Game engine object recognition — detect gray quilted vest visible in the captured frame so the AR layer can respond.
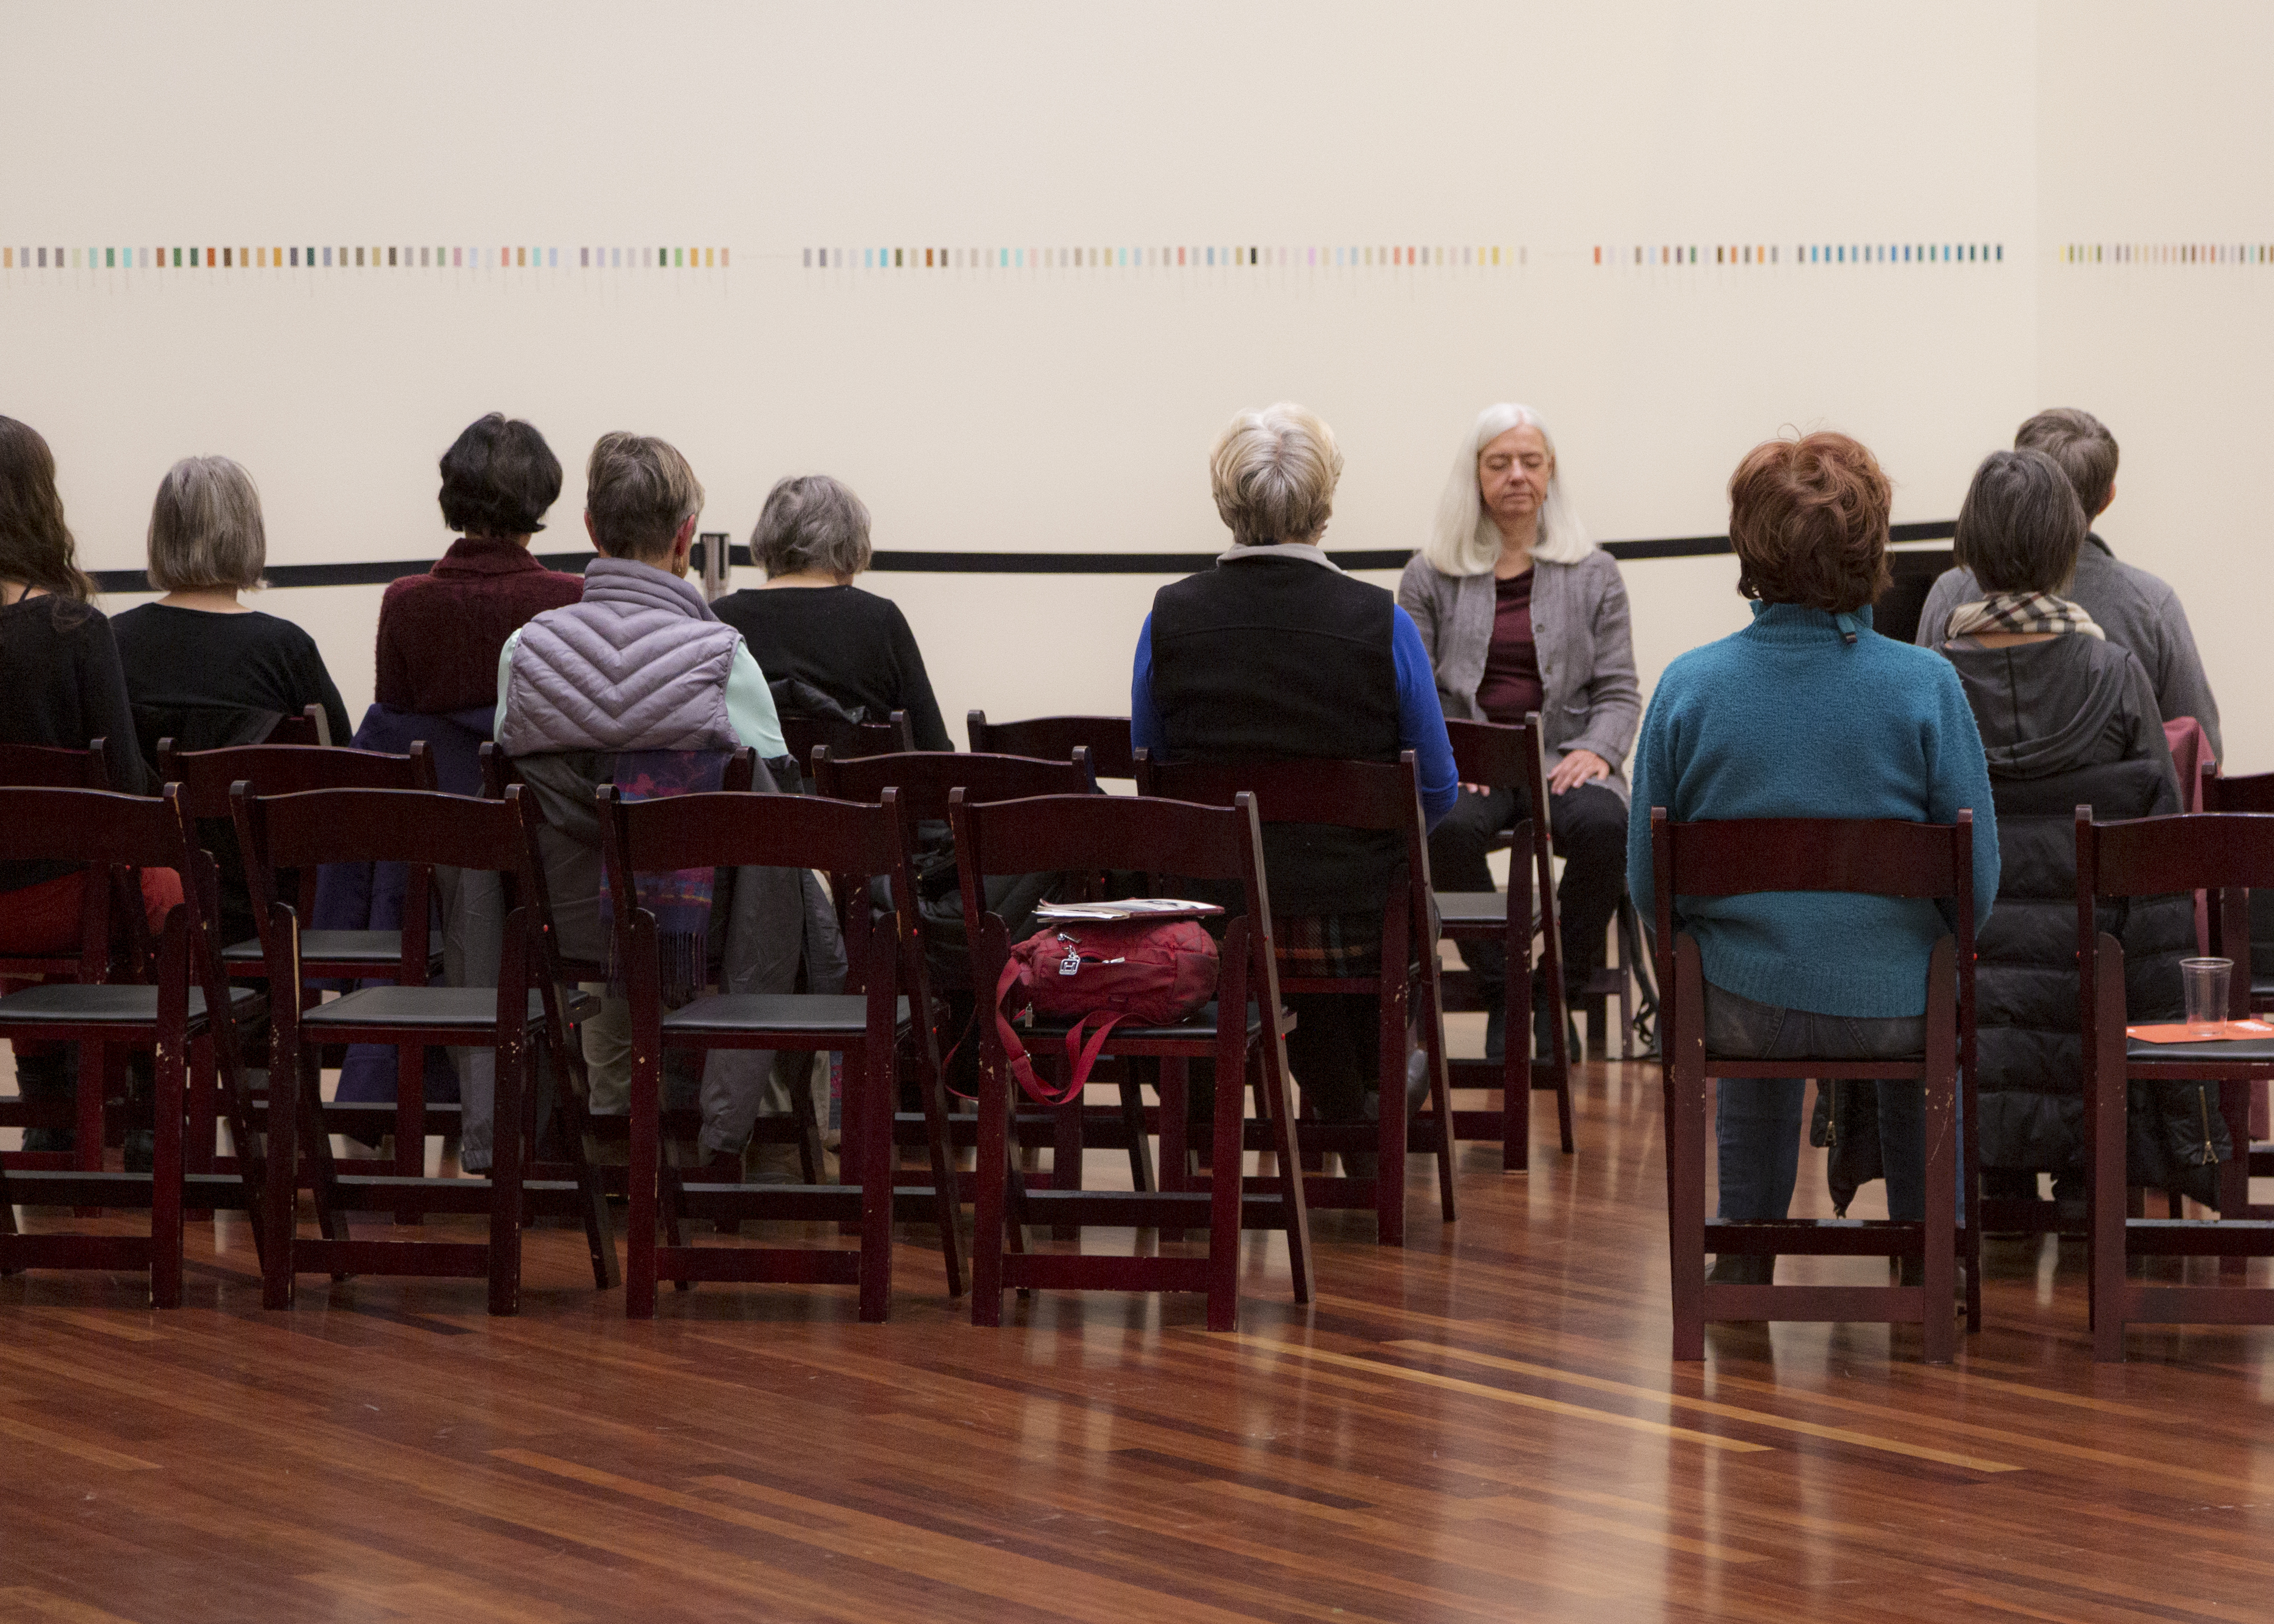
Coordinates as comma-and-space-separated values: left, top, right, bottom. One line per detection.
498, 557, 743, 754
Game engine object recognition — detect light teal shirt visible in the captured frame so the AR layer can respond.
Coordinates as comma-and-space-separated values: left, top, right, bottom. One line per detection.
494, 627, 787, 759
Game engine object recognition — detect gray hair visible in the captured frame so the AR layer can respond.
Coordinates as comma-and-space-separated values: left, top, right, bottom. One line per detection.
751, 474, 872, 580
2015, 407, 2119, 520
1954, 447, 2089, 595
1209, 403, 1342, 546
586, 431, 704, 560
146, 455, 266, 592
1423, 403, 1590, 578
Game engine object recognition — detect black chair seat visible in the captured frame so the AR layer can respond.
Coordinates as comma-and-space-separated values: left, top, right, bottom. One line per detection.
1026, 999, 1271, 1045
2128, 1034, 2274, 1061
661, 992, 908, 1038
303, 985, 554, 1032
223, 928, 444, 966
0, 983, 260, 1026
1434, 890, 1508, 928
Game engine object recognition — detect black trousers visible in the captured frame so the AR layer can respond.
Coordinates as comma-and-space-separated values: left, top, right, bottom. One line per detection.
1428, 779, 1627, 1004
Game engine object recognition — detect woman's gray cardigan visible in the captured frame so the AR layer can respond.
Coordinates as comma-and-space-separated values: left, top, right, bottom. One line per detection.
1396, 549, 1642, 803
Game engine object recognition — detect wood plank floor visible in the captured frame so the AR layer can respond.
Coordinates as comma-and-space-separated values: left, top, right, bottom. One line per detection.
6, 1055, 2274, 1623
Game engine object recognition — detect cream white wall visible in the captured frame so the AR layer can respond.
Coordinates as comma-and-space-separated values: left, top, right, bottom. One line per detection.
3, 2, 2262, 763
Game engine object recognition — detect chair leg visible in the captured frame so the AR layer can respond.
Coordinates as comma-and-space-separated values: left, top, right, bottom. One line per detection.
149, 1029, 187, 1310
73, 1040, 105, 1216
1252, 1039, 1312, 1306
626, 1036, 661, 1320
1922, 1077, 1955, 1366
487, 1029, 523, 1317
1375, 988, 1407, 1249
262, 1046, 302, 1310
1119, 1067, 1156, 1194
2090, 950, 2128, 1363
1414, 957, 1457, 1224
971, 1050, 1009, 1327
1205, 1037, 1247, 1332
1158, 1057, 1189, 1244
393, 1038, 424, 1225
912, 1018, 965, 1299
1505, 945, 1530, 1173
857, 1037, 893, 1324
1050, 1074, 1083, 1240
1667, 941, 1706, 1361
185, 1032, 216, 1221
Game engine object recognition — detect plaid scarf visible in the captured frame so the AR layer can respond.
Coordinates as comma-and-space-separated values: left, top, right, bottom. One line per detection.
599, 750, 727, 1007
1945, 590, 2105, 642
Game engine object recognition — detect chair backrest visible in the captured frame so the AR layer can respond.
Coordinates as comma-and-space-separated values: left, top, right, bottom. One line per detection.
159, 741, 434, 820
477, 741, 754, 801
948, 789, 1269, 921
1134, 751, 1424, 840
0, 737, 111, 790
2076, 810, 2274, 1005
1442, 714, 1547, 800
2203, 771, 2274, 817
966, 711, 1136, 779
811, 747, 1092, 819
261, 704, 332, 747
0, 784, 222, 985
780, 710, 914, 773
233, 784, 533, 880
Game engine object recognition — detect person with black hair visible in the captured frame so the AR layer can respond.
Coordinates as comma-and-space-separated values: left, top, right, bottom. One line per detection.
373, 413, 583, 714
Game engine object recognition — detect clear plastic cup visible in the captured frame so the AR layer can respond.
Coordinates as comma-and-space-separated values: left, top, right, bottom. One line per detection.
2182, 956, 2232, 1035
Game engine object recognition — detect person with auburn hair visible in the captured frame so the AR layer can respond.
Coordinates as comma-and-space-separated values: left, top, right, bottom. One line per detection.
0, 417, 181, 1157
1625, 431, 1999, 1288
1399, 403, 1640, 1063
1134, 403, 1457, 1155
1933, 448, 2215, 1219
1915, 408, 2220, 759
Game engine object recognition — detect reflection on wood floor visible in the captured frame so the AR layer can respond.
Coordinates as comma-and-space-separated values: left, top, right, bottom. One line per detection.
5, 1052, 2274, 1623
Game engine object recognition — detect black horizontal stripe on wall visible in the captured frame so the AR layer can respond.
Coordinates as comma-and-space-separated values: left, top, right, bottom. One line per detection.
85, 521, 1956, 594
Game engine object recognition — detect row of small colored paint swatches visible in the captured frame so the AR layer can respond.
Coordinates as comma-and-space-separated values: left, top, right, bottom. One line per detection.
2059, 244, 2274, 264
2, 246, 725, 270
806, 246, 1529, 269
1598, 243, 2003, 265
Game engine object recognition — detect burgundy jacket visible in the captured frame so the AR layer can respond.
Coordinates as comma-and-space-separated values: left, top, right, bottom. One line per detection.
375, 536, 586, 713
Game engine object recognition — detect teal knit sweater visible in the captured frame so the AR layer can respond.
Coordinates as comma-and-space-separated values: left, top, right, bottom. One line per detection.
1625, 602, 2000, 1018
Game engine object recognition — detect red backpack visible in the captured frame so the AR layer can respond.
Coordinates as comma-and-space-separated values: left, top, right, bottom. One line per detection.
993, 917, 1219, 1105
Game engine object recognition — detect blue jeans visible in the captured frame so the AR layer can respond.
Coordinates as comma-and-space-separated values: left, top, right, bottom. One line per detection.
1707, 985, 1928, 1223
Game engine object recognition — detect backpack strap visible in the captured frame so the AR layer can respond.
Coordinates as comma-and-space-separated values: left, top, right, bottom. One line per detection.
993, 953, 1124, 1107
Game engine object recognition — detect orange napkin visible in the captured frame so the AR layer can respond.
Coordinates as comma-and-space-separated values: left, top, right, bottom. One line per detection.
2126, 1018, 2274, 1043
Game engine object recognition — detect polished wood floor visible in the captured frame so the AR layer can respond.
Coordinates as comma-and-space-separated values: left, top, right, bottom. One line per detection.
7, 1042, 2274, 1623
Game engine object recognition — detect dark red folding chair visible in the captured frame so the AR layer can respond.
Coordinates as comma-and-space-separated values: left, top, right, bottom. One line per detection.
1653, 810, 1974, 1363
1436, 716, 1574, 1168
1135, 751, 1455, 1245
966, 711, 1136, 781
950, 787, 1312, 1330
232, 783, 613, 1314
602, 784, 952, 1318
0, 785, 265, 1304
2077, 808, 2274, 1360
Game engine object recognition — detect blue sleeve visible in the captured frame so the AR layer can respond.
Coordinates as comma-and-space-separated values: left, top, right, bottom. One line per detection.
1626, 682, 1671, 918
1130, 613, 1164, 756
1924, 666, 2000, 928
1392, 608, 1458, 829
724, 638, 788, 759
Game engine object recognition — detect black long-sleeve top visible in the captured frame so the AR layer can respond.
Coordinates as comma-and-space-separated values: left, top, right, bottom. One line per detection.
711, 583, 953, 751
111, 603, 353, 757
0, 594, 152, 894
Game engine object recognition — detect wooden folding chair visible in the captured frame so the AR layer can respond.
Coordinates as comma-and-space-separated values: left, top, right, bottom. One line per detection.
0, 739, 129, 1173
162, 740, 442, 1161
603, 784, 948, 1318
781, 709, 914, 780
233, 783, 613, 1313
1435, 716, 1575, 1169
0, 785, 265, 1304
812, 746, 1105, 1240
950, 787, 1312, 1330
2078, 808, 2274, 1360
1135, 751, 1454, 1244
965, 711, 1136, 780
1653, 810, 1974, 1364
2201, 771, 2274, 1016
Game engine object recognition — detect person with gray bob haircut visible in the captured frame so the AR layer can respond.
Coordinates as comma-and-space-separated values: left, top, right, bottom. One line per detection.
1915, 408, 2221, 760
713, 473, 953, 751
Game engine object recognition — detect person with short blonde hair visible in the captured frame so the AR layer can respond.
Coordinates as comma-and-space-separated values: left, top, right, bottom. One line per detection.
713, 473, 952, 750
1915, 406, 2220, 758
1132, 403, 1456, 1141
1400, 403, 1640, 1062
112, 454, 350, 771
1627, 431, 2000, 1286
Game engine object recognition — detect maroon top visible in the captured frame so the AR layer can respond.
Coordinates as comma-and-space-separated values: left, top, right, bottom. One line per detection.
374, 536, 586, 713
1474, 568, 1544, 726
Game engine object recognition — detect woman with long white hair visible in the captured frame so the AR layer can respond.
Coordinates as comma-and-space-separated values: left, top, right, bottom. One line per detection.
1398, 404, 1640, 1062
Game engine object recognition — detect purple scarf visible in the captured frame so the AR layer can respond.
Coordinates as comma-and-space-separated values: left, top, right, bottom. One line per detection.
600, 750, 727, 1006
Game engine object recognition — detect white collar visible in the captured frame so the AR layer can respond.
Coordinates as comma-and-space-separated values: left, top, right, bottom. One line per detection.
1216, 542, 1341, 572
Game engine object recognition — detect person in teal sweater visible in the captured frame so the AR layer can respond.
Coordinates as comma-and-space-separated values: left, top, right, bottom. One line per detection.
1627, 432, 1999, 1286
